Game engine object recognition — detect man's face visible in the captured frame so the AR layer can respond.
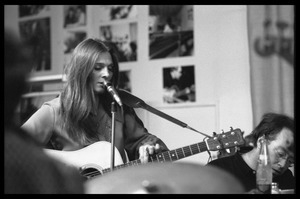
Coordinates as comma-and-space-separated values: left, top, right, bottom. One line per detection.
267, 128, 294, 176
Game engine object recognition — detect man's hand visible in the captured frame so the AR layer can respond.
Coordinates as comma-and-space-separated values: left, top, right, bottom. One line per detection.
139, 144, 160, 164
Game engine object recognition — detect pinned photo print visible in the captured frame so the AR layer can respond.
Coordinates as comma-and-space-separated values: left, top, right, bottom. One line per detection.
99, 22, 137, 62
19, 5, 50, 18
96, 5, 137, 22
149, 5, 194, 59
64, 5, 86, 28
19, 18, 51, 72
63, 31, 87, 72
163, 65, 195, 104
63, 31, 87, 54
119, 70, 132, 92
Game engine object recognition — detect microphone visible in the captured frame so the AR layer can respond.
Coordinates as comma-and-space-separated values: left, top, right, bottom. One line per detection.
103, 80, 123, 106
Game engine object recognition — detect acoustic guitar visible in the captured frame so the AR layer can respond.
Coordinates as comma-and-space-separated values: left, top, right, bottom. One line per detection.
44, 128, 245, 179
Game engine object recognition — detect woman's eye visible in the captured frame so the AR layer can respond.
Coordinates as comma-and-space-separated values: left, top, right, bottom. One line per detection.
94, 65, 103, 71
107, 65, 113, 71
94, 64, 113, 71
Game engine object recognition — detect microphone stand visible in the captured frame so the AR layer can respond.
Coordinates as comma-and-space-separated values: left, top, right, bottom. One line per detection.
110, 102, 117, 171
118, 89, 212, 138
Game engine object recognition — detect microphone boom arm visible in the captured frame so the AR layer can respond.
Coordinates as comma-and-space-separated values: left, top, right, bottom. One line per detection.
119, 89, 212, 138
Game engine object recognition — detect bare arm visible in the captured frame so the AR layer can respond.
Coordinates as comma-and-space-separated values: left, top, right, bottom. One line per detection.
21, 104, 55, 145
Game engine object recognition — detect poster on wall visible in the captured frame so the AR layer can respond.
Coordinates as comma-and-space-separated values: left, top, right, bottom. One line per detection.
63, 30, 87, 72
64, 31, 87, 54
95, 5, 137, 22
163, 65, 195, 104
99, 22, 137, 62
19, 5, 50, 18
149, 5, 194, 60
19, 18, 51, 72
119, 70, 132, 92
63, 5, 86, 28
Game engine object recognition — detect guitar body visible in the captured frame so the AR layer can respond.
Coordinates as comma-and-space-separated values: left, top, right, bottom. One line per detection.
44, 141, 124, 176
43, 128, 245, 179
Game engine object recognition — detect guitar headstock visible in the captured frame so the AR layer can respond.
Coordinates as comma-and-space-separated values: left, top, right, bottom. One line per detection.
206, 128, 245, 151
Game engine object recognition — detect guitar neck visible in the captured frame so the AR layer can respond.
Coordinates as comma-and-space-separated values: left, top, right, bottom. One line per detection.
101, 141, 208, 174
150, 141, 208, 163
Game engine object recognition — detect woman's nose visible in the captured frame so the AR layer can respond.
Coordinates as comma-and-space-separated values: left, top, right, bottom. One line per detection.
101, 67, 110, 78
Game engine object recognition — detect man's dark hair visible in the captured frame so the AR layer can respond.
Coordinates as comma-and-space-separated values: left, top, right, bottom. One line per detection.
250, 113, 294, 149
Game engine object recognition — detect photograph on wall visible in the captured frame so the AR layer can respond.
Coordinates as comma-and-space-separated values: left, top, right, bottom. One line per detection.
149, 5, 194, 60
19, 5, 50, 18
95, 5, 137, 22
63, 5, 86, 28
119, 70, 132, 92
99, 22, 137, 62
163, 65, 195, 104
63, 30, 87, 72
19, 18, 51, 72
63, 31, 87, 54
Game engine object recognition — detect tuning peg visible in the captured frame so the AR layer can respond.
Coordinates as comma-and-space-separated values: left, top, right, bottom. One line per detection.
221, 129, 224, 133
212, 132, 217, 136
230, 126, 233, 131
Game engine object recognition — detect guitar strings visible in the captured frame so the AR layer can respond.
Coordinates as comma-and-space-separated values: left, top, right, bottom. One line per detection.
82, 142, 208, 178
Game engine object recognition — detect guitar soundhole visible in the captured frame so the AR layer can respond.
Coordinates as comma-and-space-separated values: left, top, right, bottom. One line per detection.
79, 167, 102, 179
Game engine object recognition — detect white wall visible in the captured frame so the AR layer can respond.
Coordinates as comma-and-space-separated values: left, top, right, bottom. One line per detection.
5, 5, 253, 165
4, 5, 19, 33
135, 5, 253, 165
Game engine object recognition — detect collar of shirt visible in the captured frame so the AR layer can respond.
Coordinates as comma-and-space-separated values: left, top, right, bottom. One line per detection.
236, 152, 256, 175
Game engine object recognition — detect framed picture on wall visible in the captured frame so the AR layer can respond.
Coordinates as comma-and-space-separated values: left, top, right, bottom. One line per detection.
19, 5, 50, 18
162, 65, 195, 104
19, 17, 51, 72
63, 5, 87, 28
63, 30, 87, 73
119, 70, 132, 92
63, 30, 87, 54
149, 5, 194, 60
95, 5, 137, 22
99, 22, 137, 62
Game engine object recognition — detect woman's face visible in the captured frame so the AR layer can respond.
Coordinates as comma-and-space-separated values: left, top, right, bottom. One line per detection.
91, 52, 114, 94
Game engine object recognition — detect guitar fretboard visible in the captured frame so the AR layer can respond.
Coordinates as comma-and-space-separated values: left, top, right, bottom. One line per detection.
98, 141, 208, 175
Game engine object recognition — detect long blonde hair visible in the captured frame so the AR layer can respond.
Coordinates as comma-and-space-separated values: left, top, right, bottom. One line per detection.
60, 38, 119, 144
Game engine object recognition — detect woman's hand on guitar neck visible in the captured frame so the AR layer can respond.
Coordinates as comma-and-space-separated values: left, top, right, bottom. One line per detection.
139, 144, 160, 164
